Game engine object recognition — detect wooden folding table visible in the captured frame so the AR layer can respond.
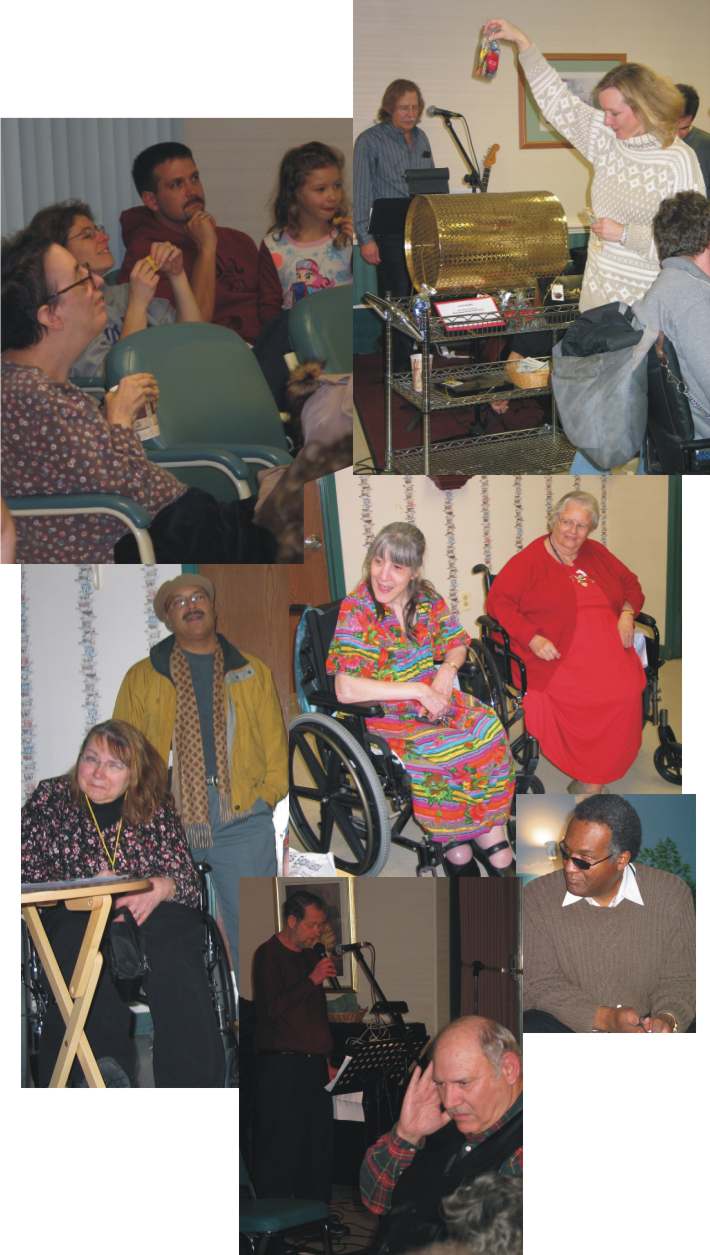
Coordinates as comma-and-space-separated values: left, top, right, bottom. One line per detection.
21, 876, 151, 1088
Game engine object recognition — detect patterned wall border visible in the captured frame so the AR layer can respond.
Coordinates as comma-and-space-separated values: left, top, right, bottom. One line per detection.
479, 476, 492, 568
76, 566, 99, 733
20, 568, 36, 801
359, 474, 375, 549
143, 565, 162, 651
403, 476, 416, 524
442, 490, 459, 615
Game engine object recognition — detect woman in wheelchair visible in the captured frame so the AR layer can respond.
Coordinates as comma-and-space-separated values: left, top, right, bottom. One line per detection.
326, 523, 516, 870
21, 719, 225, 1086
486, 491, 646, 795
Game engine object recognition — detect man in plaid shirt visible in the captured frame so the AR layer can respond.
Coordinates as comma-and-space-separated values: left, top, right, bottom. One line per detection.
360, 1016, 522, 1251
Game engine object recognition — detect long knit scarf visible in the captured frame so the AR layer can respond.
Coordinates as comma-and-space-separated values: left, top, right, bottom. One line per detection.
169, 643, 233, 847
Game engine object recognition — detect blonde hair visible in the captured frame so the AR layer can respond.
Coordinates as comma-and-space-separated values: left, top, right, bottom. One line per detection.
594, 63, 684, 147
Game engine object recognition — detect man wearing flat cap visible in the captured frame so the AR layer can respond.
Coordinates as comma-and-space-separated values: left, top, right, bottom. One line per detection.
114, 574, 288, 971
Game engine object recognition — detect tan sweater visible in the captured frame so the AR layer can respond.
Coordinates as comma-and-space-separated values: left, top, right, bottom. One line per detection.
523, 864, 695, 1031
518, 45, 704, 310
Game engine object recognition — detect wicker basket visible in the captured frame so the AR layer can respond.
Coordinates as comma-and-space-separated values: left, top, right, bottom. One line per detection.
504, 360, 550, 390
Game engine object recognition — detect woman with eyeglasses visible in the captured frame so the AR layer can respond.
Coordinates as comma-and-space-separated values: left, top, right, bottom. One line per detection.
28, 199, 201, 381
21, 719, 226, 1087
486, 492, 646, 795
1, 229, 305, 562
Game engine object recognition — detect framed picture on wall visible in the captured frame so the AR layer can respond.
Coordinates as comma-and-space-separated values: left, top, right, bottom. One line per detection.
517, 53, 627, 148
275, 878, 358, 990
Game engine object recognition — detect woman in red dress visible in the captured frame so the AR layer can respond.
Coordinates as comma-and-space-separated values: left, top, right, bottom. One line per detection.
486, 491, 646, 793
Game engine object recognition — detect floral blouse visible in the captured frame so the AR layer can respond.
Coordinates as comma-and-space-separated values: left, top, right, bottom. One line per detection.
21, 776, 201, 909
326, 581, 470, 689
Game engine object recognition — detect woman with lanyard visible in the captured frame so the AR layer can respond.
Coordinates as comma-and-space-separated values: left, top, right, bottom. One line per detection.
21, 719, 224, 1087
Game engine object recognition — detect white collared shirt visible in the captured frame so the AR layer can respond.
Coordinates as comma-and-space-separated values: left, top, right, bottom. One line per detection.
562, 862, 645, 909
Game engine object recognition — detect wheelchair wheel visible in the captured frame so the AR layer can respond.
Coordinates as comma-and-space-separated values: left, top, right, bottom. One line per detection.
203, 917, 238, 1087
290, 713, 392, 875
653, 742, 682, 787
469, 639, 509, 727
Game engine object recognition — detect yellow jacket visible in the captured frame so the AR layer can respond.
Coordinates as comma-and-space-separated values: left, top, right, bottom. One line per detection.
114, 633, 288, 813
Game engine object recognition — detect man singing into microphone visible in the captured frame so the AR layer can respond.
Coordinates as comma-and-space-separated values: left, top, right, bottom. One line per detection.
251, 890, 336, 1202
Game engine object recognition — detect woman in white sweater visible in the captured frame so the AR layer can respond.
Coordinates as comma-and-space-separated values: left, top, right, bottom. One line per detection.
483, 17, 704, 313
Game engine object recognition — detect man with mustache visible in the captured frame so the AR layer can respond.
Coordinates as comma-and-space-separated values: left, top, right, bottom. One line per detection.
113, 573, 288, 974
361, 1016, 522, 1255
119, 142, 283, 342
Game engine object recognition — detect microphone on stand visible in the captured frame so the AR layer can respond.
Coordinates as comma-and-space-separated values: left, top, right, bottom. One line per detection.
426, 105, 464, 119
313, 942, 341, 989
334, 941, 370, 954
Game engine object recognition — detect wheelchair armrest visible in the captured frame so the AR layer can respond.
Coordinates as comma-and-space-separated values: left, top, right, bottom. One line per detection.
477, 614, 512, 650
309, 689, 385, 718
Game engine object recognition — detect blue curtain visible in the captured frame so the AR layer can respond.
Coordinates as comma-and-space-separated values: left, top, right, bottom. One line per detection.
1, 118, 183, 267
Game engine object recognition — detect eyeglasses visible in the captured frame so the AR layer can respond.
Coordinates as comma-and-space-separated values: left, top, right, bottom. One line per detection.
80, 750, 129, 774
47, 262, 98, 302
67, 223, 106, 243
559, 842, 614, 872
169, 591, 208, 611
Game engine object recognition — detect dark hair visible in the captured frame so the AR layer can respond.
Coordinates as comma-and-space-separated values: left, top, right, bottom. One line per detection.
28, 199, 94, 248
378, 79, 425, 124
443, 1174, 523, 1255
268, 141, 348, 246
282, 890, 327, 922
69, 719, 169, 826
132, 141, 194, 195
653, 190, 710, 260
676, 83, 699, 120
1, 229, 54, 350
573, 794, 643, 860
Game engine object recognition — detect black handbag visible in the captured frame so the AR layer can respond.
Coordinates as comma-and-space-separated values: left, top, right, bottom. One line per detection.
104, 907, 150, 982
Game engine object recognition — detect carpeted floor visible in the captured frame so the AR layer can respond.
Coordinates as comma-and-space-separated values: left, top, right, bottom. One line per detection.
354, 349, 554, 476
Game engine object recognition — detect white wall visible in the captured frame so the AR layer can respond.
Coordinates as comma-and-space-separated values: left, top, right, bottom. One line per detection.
21, 563, 179, 798
334, 471, 670, 638
355, 0, 710, 226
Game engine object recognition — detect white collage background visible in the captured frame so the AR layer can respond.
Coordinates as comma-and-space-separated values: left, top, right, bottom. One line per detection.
2, 2, 707, 1252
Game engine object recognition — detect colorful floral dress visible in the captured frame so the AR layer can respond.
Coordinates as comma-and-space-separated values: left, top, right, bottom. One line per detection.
326, 582, 515, 842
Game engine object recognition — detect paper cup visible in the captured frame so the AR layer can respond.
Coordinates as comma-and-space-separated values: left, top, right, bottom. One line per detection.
410, 353, 433, 392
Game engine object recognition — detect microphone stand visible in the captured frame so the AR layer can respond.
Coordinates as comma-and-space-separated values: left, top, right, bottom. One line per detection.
441, 115, 481, 191
465, 957, 523, 1014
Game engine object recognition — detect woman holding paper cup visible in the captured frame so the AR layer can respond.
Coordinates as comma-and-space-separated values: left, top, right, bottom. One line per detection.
486, 491, 646, 794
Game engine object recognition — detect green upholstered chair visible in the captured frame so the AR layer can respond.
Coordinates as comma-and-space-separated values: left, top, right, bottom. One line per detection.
239, 1154, 333, 1255
288, 284, 353, 373
105, 323, 291, 498
6, 493, 156, 561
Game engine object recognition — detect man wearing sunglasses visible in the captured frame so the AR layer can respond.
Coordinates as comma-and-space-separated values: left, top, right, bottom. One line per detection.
523, 794, 695, 1032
